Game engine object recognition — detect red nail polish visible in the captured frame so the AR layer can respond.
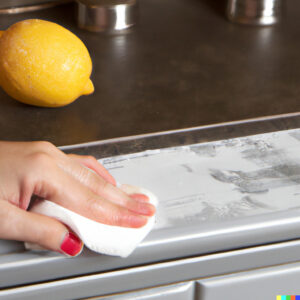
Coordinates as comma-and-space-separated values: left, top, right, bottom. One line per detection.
60, 232, 83, 257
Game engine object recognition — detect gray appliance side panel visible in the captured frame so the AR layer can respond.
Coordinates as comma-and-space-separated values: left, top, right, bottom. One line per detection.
0, 240, 24, 255
93, 282, 195, 300
198, 261, 300, 300
2, 239, 300, 300
2, 209, 300, 288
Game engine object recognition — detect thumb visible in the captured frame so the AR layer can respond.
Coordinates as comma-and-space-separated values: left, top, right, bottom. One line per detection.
0, 200, 83, 257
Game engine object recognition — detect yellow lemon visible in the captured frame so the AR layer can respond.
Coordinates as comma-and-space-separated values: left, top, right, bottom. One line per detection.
0, 19, 94, 107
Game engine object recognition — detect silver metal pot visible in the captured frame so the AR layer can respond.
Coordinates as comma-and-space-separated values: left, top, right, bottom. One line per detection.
76, 0, 138, 33
226, 0, 284, 26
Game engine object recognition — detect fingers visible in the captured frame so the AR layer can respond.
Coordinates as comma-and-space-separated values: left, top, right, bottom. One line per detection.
130, 194, 150, 202
0, 200, 83, 256
62, 155, 155, 217
97, 183, 156, 216
33, 164, 149, 228
67, 154, 116, 186
22, 144, 155, 228
26, 143, 153, 215
27, 142, 117, 187
120, 185, 150, 203
82, 193, 149, 228
62, 183, 149, 228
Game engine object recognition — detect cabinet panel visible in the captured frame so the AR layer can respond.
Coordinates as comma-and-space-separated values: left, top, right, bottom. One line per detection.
93, 282, 195, 300
197, 261, 300, 300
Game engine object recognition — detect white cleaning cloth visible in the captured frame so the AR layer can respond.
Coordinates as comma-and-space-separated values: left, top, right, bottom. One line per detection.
28, 185, 157, 257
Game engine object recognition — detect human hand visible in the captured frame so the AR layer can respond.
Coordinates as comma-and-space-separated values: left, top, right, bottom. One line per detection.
0, 141, 155, 256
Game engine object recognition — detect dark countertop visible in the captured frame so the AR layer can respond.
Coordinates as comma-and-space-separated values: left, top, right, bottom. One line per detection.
0, 0, 300, 146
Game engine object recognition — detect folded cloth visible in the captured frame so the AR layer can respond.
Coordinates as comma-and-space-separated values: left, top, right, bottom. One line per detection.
26, 184, 157, 257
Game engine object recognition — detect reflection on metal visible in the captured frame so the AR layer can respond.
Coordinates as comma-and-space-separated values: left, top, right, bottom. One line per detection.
0, 0, 70, 14
60, 111, 300, 151
115, 5, 126, 30
226, 0, 284, 26
77, 0, 138, 33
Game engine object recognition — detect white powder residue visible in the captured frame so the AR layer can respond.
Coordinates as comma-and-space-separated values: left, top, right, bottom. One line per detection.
100, 128, 300, 229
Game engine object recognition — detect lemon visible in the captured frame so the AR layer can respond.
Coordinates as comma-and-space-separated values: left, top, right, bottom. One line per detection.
0, 19, 94, 107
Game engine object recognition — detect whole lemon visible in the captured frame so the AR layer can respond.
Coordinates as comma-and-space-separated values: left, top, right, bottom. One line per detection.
0, 19, 94, 107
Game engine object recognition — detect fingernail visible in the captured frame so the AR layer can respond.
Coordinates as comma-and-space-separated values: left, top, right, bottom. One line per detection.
60, 232, 83, 257
130, 193, 150, 202
131, 215, 148, 228
137, 202, 156, 216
